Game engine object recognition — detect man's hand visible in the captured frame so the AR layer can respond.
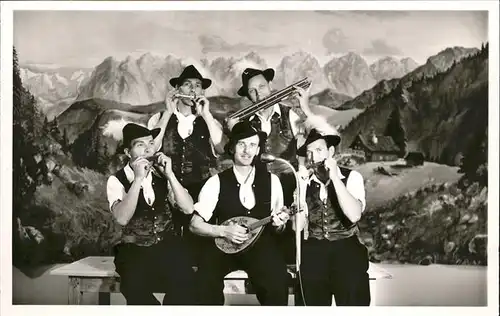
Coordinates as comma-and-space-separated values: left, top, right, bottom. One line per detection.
225, 117, 241, 132
271, 207, 290, 227
325, 156, 339, 180
164, 89, 179, 115
155, 152, 173, 178
130, 157, 151, 181
195, 96, 211, 118
222, 222, 249, 244
293, 84, 312, 116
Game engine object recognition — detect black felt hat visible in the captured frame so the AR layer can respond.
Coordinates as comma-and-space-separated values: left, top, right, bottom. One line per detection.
169, 65, 212, 89
296, 129, 341, 157
122, 123, 161, 148
237, 67, 275, 97
224, 121, 267, 155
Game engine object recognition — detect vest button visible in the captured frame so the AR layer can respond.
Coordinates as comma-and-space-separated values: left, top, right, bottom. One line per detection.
324, 219, 328, 223
324, 212, 328, 216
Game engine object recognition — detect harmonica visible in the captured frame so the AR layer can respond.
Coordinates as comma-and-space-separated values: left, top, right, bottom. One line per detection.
174, 94, 196, 100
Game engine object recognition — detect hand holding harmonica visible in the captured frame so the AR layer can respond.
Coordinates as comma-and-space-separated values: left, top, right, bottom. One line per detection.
164, 89, 180, 114
130, 157, 153, 181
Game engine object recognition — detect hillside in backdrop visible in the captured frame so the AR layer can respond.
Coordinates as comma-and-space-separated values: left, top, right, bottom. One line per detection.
338, 47, 479, 110
338, 45, 488, 167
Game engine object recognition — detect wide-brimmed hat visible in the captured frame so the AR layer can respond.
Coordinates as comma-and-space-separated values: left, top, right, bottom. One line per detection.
297, 129, 341, 157
169, 65, 212, 89
237, 67, 275, 97
122, 123, 161, 148
224, 121, 267, 155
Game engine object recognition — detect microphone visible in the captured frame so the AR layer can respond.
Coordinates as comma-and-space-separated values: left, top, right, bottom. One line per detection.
260, 153, 277, 163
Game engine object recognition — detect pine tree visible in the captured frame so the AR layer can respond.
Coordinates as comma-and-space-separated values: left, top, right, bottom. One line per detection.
13, 47, 42, 214
384, 104, 408, 157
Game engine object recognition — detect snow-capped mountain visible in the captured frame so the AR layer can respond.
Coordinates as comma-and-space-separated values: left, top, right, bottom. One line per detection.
20, 66, 92, 118
324, 52, 377, 97
273, 51, 330, 95
369, 56, 419, 82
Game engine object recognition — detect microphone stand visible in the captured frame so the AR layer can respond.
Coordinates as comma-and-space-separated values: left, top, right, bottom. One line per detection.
260, 154, 304, 304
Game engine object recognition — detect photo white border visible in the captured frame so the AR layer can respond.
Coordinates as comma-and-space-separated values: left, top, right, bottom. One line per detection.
1, 2, 498, 316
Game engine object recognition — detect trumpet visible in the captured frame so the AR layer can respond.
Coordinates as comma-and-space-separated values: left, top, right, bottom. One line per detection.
228, 77, 311, 121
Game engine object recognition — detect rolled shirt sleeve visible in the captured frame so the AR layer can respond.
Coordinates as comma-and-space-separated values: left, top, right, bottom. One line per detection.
345, 170, 366, 212
193, 175, 221, 222
270, 174, 284, 213
106, 175, 125, 211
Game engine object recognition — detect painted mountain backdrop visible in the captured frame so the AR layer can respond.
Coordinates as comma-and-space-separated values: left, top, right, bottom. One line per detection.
21, 51, 420, 114
13, 44, 488, 272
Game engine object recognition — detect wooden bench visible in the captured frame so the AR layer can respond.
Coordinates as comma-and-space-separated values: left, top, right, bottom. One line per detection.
50, 256, 392, 305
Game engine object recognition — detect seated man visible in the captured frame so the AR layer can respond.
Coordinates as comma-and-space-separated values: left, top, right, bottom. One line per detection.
106, 123, 198, 305
293, 124, 370, 306
189, 121, 292, 305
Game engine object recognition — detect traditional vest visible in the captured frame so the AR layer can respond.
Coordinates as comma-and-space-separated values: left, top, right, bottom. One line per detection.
249, 104, 297, 171
213, 167, 272, 226
161, 115, 216, 188
114, 168, 180, 247
305, 167, 359, 241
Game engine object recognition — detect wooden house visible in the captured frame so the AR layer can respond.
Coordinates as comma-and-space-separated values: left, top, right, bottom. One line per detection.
349, 132, 400, 162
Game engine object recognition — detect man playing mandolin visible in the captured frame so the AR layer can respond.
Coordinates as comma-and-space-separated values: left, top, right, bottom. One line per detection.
292, 122, 370, 306
189, 121, 292, 305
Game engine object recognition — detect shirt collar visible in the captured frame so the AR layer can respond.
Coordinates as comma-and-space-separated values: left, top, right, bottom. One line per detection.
124, 163, 153, 184
251, 103, 281, 121
232, 166, 255, 185
173, 107, 197, 121
307, 166, 345, 185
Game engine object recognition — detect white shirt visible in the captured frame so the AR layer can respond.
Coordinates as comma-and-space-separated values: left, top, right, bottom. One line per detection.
106, 164, 176, 211
249, 104, 301, 137
298, 167, 366, 216
148, 110, 217, 156
194, 166, 284, 222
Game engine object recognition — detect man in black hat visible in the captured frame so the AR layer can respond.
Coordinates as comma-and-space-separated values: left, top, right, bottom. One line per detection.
225, 67, 314, 265
106, 123, 198, 305
189, 121, 292, 305
147, 64, 224, 264
292, 125, 370, 306
226, 68, 308, 177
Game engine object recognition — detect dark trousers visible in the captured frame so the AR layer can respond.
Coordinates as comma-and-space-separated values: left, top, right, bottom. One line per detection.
113, 235, 198, 305
179, 179, 210, 266
295, 235, 371, 306
196, 233, 290, 305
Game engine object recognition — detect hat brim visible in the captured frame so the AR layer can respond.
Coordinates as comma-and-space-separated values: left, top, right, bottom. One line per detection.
224, 131, 267, 156
297, 134, 341, 157
237, 68, 275, 97
169, 77, 212, 89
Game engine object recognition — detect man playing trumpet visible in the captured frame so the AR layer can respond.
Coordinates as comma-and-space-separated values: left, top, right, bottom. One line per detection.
293, 123, 370, 306
147, 64, 225, 264
106, 123, 198, 305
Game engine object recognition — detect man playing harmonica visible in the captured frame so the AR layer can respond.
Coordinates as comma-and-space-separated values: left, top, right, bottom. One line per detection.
189, 121, 291, 306
147, 64, 224, 264
106, 123, 197, 305
292, 124, 370, 306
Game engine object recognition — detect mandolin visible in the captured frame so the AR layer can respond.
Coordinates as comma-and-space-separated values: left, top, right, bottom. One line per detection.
214, 205, 302, 254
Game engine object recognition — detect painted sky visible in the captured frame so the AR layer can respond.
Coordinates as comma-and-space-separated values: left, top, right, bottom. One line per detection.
14, 10, 488, 68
